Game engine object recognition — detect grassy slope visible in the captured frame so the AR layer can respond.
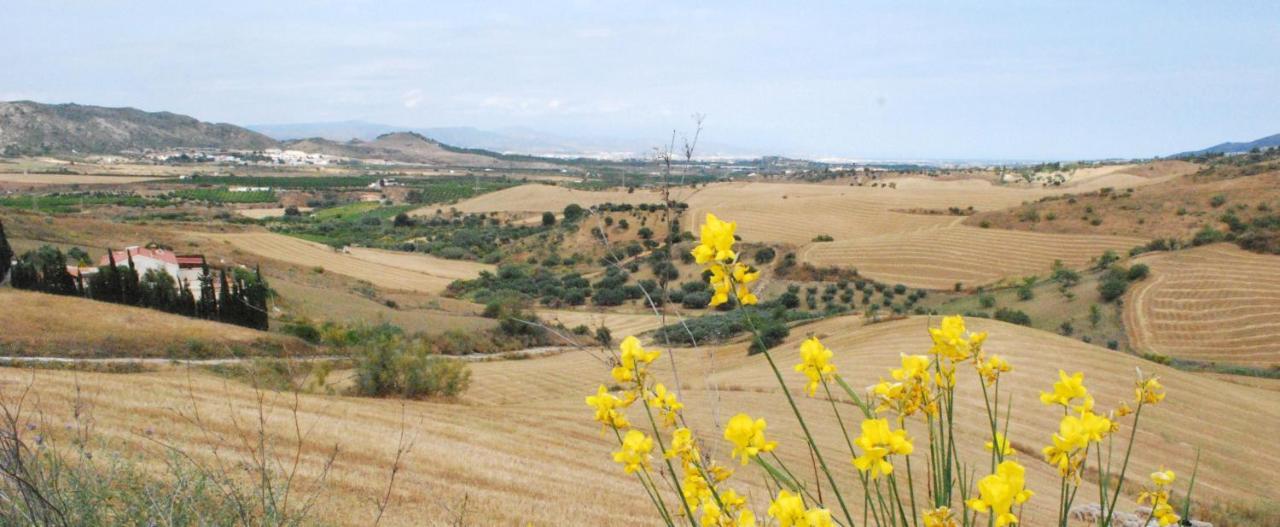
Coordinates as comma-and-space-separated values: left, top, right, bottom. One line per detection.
0, 289, 314, 358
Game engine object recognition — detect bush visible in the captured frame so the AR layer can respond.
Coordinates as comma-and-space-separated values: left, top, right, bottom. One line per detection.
812, 234, 834, 242
993, 308, 1032, 326
1098, 276, 1128, 302
355, 339, 472, 398
563, 203, 585, 221
1126, 263, 1150, 281
754, 247, 776, 264
1107, 340, 1119, 350
1210, 194, 1227, 208
978, 294, 997, 309
748, 318, 790, 355
542, 211, 557, 226
681, 291, 711, 309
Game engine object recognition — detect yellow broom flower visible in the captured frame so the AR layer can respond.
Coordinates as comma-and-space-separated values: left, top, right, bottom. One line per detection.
724, 413, 777, 464
648, 383, 683, 428
985, 432, 1015, 457
611, 336, 660, 384
928, 315, 986, 361
966, 460, 1034, 527
852, 418, 913, 479
1135, 375, 1166, 405
767, 490, 832, 527
922, 506, 959, 527
794, 337, 837, 396
692, 213, 738, 264
1039, 370, 1089, 408
585, 384, 630, 430
612, 430, 653, 474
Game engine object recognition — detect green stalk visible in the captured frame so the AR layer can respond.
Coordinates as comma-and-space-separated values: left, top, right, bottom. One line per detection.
1102, 401, 1145, 525
732, 276, 857, 527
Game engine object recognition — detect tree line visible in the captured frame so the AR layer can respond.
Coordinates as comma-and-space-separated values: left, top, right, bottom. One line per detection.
1, 222, 268, 330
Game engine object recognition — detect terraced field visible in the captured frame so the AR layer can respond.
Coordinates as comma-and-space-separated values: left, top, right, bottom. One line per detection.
1125, 243, 1280, 367
803, 225, 1147, 289
9, 315, 1274, 525
205, 232, 490, 294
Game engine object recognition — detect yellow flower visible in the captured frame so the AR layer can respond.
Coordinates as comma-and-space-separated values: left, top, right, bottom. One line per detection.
922, 506, 959, 527
1152, 500, 1180, 526
1135, 375, 1166, 405
585, 384, 630, 430
852, 418, 913, 479
1076, 410, 1112, 443
892, 353, 931, 383
724, 413, 777, 464
767, 490, 832, 527
708, 462, 734, 483
966, 460, 1034, 527
977, 354, 1012, 383
929, 315, 986, 362
1151, 468, 1176, 487
1115, 401, 1134, 417
681, 469, 711, 503
692, 213, 738, 264
648, 383, 683, 428
612, 336, 660, 384
701, 489, 754, 527
612, 430, 653, 474
794, 337, 837, 396
1039, 370, 1088, 408
985, 432, 1015, 457
667, 427, 698, 462
708, 262, 760, 306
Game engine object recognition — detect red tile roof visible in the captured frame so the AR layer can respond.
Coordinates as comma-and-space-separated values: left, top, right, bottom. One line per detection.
175, 255, 205, 268
97, 246, 178, 267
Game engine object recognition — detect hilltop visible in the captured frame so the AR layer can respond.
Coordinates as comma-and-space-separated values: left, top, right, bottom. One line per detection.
1174, 131, 1280, 157
0, 100, 277, 155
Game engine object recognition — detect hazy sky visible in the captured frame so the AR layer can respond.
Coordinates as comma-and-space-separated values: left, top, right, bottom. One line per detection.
3, 1, 1277, 160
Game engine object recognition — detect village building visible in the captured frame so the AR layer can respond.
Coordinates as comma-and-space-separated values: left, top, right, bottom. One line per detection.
96, 246, 209, 298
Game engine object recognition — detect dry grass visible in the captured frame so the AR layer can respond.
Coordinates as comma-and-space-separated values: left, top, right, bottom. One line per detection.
204, 232, 490, 294
272, 279, 496, 335
1125, 243, 1280, 367
2, 315, 1273, 525
0, 173, 164, 185
0, 289, 312, 358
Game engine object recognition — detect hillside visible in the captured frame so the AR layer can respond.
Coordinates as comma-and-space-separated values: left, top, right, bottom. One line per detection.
3, 315, 1275, 525
0, 289, 313, 358
1175, 131, 1280, 157
283, 132, 562, 169
0, 100, 277, 155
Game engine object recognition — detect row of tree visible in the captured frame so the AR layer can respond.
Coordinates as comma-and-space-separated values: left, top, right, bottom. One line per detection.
2, 225, 269, 330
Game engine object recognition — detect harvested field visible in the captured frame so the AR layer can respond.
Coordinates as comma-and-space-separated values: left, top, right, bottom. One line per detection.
0, 289, 312, 358
205, 232, 489, 294
536, 309, 662, 337
416, 183, 664, 215
0, 173, 164, 185
5, 315, 1274, 525
271, 279, 495, 335
1125, 243, 1280, 367
802, 225, 1146, 289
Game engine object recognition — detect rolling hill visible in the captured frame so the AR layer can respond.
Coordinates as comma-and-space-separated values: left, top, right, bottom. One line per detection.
282, 131, 563, 168
1175, 132, 1280, 157
0, 100, 277, 155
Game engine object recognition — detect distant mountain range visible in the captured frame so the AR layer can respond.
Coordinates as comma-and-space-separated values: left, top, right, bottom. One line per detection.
1174, 132, 1280, 157
0, 101, 277, 155
249, 120, 761, 159
0, 101, 561, 168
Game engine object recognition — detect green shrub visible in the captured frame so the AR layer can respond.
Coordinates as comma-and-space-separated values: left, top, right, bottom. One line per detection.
978, 294, 997, 309
1126, 263, 1150, 281
355, 339, 472, 398
1098, 276, 1128, 302
993, 308, 1031, 326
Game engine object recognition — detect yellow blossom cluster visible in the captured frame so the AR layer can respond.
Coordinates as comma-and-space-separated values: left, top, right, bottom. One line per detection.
692, 213, 759, 306
794, 337, 837, 396
1138, 469, 1181, 526
852, 418, 914, 479
767, 490, 832, 527
1039, 370, 1113, 480
966, 460, 1034, 527
724, 413, 777, 465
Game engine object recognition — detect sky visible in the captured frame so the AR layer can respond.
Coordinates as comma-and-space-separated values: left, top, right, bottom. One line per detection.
2, 1, 1278, 160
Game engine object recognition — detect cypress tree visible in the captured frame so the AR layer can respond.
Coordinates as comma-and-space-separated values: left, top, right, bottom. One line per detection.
217, 268, 232, 324
0, 219, 12, 283
197, 264, 217, 319
122, 251, 141, 305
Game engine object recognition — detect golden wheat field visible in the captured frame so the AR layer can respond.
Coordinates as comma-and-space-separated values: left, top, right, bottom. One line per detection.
203, 232, 491, 294
1124, 243, 1280, 367
4, 315, 1275, 525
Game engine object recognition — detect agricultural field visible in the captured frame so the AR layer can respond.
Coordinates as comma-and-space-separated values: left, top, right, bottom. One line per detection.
1125, 243, 1280, 367
203, 232, 489, 294
4, 316, 1277, 525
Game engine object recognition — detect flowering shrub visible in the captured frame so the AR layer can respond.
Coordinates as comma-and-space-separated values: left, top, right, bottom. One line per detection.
586, 213, 1193, 527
